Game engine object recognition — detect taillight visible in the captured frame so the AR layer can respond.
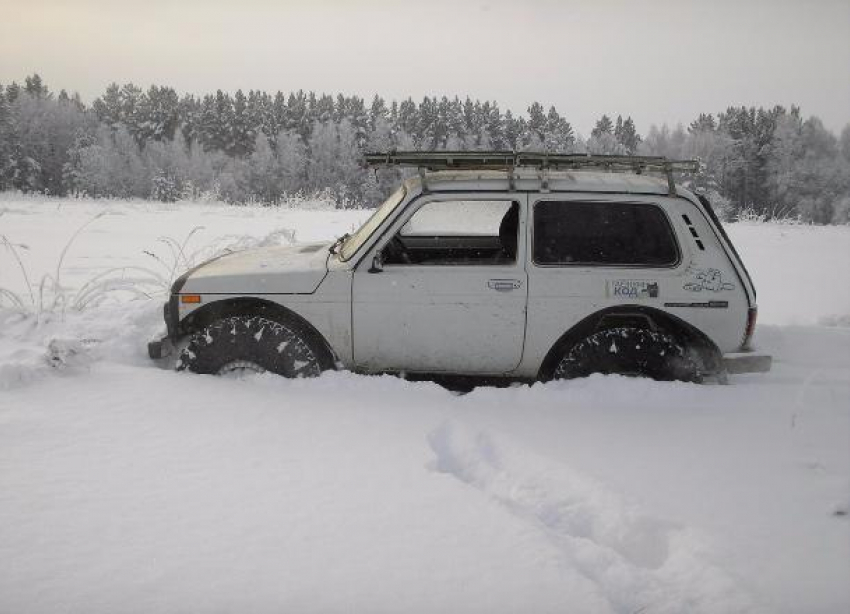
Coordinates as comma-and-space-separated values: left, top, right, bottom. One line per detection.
743, 307, 758, 349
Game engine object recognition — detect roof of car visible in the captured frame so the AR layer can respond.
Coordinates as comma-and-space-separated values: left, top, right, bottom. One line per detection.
403, 169, 690, 197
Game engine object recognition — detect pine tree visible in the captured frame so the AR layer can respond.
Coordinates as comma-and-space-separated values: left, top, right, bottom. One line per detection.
688, 113, 716, 134
178, 94, 201, 146
142, 85, 180, 141
286, 90, 309, 140
543, 106, 574, 153
397, 98, 418, 143
246, 90, 270, 140
119, 84, 143, 138
347, 95, 369, 149
369, 95, 387, 131
6, 82, 21, 103
500, 110, 517, 150
92, 83, 123, 129
270, 91, 288, 138
486, 102, 505, 150
315, 94, 334, 125
24, 74, 48, 98
591, 115, 613, 138
213, 90, 235, 153
0, 86, 11, 189
615, 116, 640, 154
462, 97, 476, 138
417, 97, 438, 150
230, 89, 254, 156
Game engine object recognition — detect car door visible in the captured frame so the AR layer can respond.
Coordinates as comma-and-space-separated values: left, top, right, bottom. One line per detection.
351, 193, 529, 374
521, 194, 689, 371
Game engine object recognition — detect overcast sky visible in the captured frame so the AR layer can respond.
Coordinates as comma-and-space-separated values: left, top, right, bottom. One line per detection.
2, 0, 848, 135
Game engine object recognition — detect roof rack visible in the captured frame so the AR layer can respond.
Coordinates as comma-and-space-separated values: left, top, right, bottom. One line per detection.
364, 151, 700, 195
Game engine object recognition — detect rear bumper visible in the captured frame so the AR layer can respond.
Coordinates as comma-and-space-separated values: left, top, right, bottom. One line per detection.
722, 352, 772, 374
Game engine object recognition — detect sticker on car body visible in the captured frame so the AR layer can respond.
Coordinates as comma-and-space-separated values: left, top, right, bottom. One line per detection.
608, 280, 659, 299
683, 267, 735, 292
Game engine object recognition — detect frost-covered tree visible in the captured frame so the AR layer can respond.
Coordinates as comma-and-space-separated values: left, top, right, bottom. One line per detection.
275, 130, 307, 195
307, 119, 362, 198
24, 74, 48, 98
4, 72, 850, 216
369, 95, 388, 130
586, 132, 623, 155
270, 91, 288, 138
133, 85, 180, 142
92, 83, 123, 130
286, 90, 309, 140
246, 134, 281, 203
689, 113, 716, 134
591, 115, 613, 138
417, 97, 439, 150
67, 125, 148, 198
8, 90, 94, 193
397, 97, 418, 140
230, 90, 254, 157
614, 116, 640, 154
366, 115, 394, 153
543, 106, 575, 153
840, 125, 850, 164
0, 86, 12, 190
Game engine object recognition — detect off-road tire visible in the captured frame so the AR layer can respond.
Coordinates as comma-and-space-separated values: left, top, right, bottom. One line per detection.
177, 315, 331, 377
553, 326, 700, 382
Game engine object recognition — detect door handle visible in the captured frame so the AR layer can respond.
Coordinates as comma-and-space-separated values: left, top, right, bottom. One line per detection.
487, 279, 523, 292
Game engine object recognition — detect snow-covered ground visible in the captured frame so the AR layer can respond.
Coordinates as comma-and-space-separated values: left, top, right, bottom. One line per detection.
1, 195, 848, 613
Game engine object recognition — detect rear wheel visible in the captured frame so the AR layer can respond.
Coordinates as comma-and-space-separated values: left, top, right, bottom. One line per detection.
553, 326, 700, 382
177, 315, 331, 378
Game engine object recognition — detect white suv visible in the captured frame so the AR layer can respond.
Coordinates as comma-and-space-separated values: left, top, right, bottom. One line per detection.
148, 152, 771, 383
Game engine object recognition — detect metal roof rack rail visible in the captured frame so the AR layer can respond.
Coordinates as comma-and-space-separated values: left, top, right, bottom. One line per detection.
364, 151, 700, 195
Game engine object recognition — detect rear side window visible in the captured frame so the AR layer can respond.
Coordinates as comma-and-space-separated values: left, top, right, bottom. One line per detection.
533, 201, 679, 266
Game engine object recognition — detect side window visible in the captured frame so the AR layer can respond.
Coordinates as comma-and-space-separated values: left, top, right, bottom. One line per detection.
384, 200, 519, 266
533, 201, 679, 266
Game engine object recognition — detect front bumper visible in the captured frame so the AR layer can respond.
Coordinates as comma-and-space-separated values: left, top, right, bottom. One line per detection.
149, 297, 182, 361
148, 335, 176, 360
722, 352, 772, 374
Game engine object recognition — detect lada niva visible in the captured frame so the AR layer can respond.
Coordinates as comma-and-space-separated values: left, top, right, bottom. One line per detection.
148, 152, 771, 383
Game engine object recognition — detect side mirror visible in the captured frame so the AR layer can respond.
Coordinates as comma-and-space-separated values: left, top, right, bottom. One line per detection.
368, 249, 384, 274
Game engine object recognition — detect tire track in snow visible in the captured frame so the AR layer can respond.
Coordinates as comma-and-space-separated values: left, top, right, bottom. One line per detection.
427, 421, 760, 614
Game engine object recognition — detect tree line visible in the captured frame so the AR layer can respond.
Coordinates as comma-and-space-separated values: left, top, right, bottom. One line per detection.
1, 74, 848, 222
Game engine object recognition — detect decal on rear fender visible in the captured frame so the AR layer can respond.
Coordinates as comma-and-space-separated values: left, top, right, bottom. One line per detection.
608, 280, 659, 299
683, 267, 735, 292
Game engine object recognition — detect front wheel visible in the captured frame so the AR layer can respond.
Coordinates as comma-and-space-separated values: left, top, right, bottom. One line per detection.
553, 327, 700, 382
177, 315, 331, 378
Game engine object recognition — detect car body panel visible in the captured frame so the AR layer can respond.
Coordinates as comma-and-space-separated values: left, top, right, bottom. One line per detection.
161, 170, 765, 378
351, 192, 529, 374
179, 241, 331, 295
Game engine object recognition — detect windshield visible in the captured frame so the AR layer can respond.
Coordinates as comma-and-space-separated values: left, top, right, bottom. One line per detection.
339, 186, 406, 261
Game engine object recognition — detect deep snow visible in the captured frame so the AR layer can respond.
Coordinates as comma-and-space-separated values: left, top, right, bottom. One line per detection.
1, 195, 848, 613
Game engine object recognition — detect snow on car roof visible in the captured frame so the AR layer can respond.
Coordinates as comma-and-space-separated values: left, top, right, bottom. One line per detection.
404, 169, 678, 195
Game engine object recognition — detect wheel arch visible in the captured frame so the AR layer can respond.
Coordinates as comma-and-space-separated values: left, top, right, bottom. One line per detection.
537, 305, 722, 380
179, 296, 337, 370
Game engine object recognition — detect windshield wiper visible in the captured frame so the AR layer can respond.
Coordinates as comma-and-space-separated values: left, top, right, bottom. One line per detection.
328, 233, 350, 255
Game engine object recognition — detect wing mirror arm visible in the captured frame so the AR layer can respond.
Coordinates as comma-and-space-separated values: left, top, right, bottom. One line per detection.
368, 249, 384, 274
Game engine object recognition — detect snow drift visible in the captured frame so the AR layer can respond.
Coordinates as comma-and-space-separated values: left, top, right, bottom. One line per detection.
1, 197, 848, 613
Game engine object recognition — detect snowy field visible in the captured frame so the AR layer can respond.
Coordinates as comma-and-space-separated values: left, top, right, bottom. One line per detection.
1, 195, 849, 613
